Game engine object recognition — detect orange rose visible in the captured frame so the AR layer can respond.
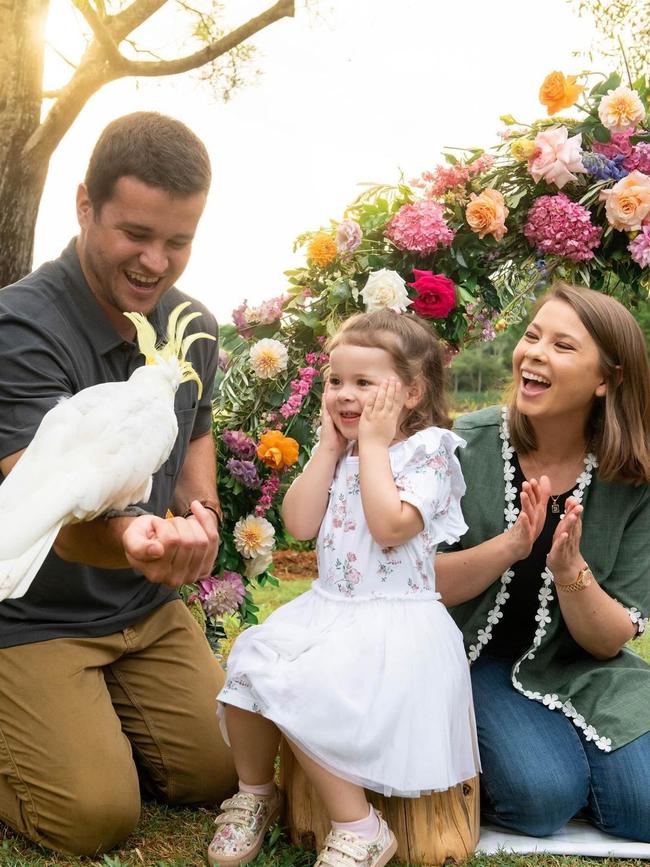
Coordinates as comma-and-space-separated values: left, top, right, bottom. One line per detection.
466, 189, 509, 241
257, 430, 299, 470
539, 71, 584, 115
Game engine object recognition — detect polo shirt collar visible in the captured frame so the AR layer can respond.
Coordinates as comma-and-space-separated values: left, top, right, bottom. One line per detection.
59, 238, 167, 355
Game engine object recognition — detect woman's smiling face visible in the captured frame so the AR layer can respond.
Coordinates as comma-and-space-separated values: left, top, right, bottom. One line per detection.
512, 298, 607, 422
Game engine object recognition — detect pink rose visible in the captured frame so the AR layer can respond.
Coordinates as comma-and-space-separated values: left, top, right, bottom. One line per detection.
528, 126, 587, 189
408, 270, 456, 319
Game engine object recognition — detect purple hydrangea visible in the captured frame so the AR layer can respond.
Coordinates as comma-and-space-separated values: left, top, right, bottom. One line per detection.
222, 429, 257, 460
226, 458, 261, 489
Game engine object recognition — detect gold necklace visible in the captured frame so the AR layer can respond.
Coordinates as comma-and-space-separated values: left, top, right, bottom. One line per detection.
525, 451, 586, 514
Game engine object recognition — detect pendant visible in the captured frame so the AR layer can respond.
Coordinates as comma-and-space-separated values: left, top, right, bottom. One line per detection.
551, 502, 560, 513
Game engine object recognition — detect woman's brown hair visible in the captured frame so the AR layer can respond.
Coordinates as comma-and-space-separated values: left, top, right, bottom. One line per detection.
326, 309, 451, 436
508, 281, 650, 485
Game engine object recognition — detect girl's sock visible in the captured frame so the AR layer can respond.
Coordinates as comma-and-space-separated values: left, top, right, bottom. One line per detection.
238, 779, 276, 797
331, 804, 380, 840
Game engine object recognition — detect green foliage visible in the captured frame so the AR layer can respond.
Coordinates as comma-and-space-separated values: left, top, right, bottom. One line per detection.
569, 0, 649, 80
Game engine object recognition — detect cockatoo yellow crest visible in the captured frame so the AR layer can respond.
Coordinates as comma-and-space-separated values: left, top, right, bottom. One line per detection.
0, 302, 215, 601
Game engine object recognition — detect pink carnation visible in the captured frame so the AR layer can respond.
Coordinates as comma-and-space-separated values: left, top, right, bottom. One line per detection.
629, 225, 650, 268
523, 194, 602, 261
385, 200, 455, 255
335, 220, 363, 254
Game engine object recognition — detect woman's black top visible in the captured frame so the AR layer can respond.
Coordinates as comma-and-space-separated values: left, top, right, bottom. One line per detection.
485, 453, 574, 662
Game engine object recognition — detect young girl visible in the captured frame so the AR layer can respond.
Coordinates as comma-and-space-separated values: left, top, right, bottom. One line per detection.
209, 310, 479, 867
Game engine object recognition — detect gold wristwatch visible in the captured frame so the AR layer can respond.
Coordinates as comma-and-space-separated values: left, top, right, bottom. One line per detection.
554, 565, 593, 593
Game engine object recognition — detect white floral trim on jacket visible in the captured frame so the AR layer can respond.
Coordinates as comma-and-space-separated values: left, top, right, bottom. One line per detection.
469, 407, 616, 753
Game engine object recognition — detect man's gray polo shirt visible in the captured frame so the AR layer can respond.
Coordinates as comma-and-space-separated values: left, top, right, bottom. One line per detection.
0, 239, 219, 647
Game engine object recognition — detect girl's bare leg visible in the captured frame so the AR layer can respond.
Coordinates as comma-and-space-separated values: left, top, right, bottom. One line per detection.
224, 705, 281, 785
287, 738, 369, 822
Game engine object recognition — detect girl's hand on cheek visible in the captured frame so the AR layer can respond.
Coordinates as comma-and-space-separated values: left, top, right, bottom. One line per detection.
320, 389, 347, 455
358, 378, 403, 449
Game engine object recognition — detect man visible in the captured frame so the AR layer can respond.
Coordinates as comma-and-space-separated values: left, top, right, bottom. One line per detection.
0, 112, 236, 855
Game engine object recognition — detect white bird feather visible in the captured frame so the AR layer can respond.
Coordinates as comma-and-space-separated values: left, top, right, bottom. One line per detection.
0, 301, 215, 601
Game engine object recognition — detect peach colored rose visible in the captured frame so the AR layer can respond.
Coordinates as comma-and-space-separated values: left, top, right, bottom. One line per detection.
598, 86, 646, 133
465, 189, 509, 241
539, 71, 584, 115
528, 126, 586, 189
599, 171, 650, 231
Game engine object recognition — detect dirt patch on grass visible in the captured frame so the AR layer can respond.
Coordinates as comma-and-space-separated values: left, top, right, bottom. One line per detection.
272, 549, 317, 581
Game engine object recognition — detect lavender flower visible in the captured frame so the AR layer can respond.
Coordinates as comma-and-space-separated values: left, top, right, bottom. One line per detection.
226, 458, 261, 489
335, 219, 363, 254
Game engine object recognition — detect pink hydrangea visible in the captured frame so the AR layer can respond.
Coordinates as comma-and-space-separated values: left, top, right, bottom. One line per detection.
629, 225, 650, 268
197, 572, 246, 618
385, 200, 455, 255
523, 194, 602, 261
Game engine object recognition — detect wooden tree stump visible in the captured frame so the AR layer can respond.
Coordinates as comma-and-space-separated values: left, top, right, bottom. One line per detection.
278, 739, 480, 866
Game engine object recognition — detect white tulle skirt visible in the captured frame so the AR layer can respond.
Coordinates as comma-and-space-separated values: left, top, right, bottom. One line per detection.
218, 586, 480, 797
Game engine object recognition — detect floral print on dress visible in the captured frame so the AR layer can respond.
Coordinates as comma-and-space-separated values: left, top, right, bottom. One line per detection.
331, 493, 356, 533
315, 427, 467, 601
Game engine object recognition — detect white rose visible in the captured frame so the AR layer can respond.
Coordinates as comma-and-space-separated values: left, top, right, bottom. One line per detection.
244, 551, 274, 580
361, 269, 412, 313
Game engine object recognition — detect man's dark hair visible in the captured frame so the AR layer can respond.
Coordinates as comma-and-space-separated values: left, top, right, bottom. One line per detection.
85, 112, 212, 211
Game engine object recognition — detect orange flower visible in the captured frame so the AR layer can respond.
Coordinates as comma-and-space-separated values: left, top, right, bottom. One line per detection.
307, 233, 337, 267
466, 189, 509, 241
539, 71, 583, 115
257, 430, 299, 470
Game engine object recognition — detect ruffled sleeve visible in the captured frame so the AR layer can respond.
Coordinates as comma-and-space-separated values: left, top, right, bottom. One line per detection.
390, 427, 468, 546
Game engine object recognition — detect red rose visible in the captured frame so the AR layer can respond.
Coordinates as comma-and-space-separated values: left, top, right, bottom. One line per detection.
408, 270, 456, 318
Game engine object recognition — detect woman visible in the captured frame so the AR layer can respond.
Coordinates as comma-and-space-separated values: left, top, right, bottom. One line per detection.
436, 282, 650, 841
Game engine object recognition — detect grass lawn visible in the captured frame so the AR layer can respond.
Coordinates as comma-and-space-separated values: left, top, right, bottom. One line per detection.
2, 579, 648, 867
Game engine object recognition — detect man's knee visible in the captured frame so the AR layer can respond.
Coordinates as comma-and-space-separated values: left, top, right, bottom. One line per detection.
36, 776, 141, 856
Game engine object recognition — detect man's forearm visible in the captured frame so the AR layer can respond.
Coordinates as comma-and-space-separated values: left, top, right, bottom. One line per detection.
54, 515, 133, 568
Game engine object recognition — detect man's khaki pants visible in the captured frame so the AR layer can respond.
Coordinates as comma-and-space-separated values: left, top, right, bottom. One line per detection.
0, 599, 237, 855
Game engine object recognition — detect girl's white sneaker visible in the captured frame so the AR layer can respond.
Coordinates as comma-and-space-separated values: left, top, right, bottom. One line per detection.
314, 816, 398, 867
207, 789, 282, 866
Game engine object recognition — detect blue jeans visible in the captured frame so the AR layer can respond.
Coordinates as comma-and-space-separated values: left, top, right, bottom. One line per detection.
472, 656, 650, 841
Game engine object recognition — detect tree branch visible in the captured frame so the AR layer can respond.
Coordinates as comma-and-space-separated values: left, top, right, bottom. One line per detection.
107, 0, 168, 42
71, 0, 123, 66
115, 0, 294, 78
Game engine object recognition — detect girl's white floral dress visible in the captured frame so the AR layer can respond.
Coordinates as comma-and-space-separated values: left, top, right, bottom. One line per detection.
218, 427, 480, 797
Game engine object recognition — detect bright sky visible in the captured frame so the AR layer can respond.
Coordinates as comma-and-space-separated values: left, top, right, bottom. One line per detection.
35, 0, 596, 325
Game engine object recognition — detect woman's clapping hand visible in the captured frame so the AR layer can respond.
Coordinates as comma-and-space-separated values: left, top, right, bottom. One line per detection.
507, 476, 551, 562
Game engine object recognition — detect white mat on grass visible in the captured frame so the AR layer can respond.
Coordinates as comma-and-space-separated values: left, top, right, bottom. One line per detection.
478, 821, 650, 859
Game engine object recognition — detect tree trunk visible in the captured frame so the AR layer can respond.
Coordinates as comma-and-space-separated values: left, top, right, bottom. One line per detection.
0, 0, 50, 287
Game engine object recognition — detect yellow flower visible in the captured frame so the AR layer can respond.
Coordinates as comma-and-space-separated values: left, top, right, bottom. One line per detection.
307, 233, 337, 267
466, 189, 509, 241
233, 514, 275, 559
249, 338, 288, 379
598, 85, 646, 133
494, 318, 508, 333
216, 614, 246, 662
257, 430, 299, 470
539, 71, 584, 115
509, 139, 537, 162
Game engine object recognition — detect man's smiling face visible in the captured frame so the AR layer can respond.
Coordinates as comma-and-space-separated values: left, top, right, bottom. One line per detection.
76, 175, 206, 338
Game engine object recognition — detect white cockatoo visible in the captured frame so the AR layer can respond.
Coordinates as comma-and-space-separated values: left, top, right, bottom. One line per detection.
0, 302, 214, 601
